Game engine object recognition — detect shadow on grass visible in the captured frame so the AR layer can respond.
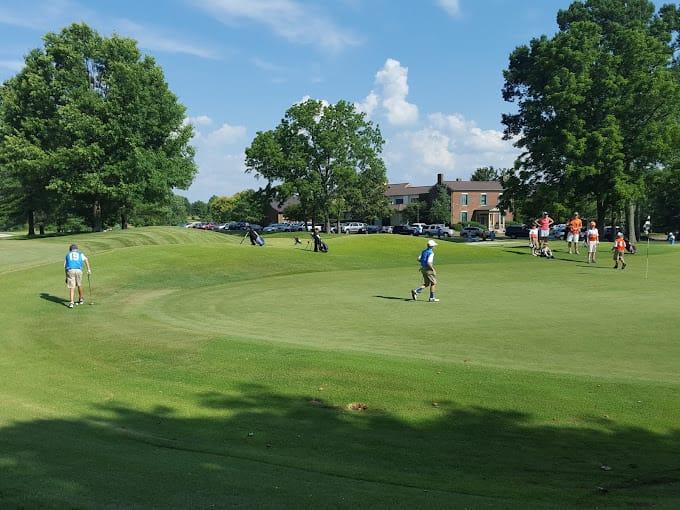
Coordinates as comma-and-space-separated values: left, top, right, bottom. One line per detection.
39, 292, 69, 305
0, 385, 678, 509
503, 249, 530, 256
374, 295, 412, 302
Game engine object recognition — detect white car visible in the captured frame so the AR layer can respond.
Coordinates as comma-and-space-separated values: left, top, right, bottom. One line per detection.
342, 222, 366, 234
411, 222, 428, 235
425, 224, 454, 237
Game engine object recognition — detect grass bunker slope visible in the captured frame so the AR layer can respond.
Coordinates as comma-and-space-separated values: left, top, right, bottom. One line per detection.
0, 227, 678, 509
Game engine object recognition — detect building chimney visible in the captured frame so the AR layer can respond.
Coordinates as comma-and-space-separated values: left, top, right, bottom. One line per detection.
437, 173, 443, 185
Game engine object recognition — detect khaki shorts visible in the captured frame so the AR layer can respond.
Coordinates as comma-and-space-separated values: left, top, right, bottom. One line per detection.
421, 268, 437, 287
613, 251, 625, 261
66, 269, 83, 288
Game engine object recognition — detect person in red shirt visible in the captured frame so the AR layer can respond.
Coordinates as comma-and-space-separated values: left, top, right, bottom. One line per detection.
612, 232, 627, 269
535, 212, 554, 250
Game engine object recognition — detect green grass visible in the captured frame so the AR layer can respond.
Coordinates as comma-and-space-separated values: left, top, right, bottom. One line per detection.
0, 227, 678, 509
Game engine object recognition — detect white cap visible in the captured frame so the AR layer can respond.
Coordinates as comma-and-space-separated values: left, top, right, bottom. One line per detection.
617, 232, 624, 237
427, 240, 437, 247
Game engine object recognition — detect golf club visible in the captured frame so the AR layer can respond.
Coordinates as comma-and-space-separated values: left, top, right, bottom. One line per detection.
87, 272, 95, 305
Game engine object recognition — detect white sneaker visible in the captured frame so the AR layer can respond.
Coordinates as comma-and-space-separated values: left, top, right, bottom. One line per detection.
428, 298, 439, 302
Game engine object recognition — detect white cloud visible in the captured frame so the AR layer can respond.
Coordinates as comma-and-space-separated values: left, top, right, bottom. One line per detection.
198, 122, 248, 147
192, 0, 361, 52
184, 115, 214, 127
436, 0, 461, 18
365, 59, 419, 126
407, 128, 456, 169
115, 19, 219, 59
0, 60, 24, 72
182, 119, 257, 200
355, 91, 379, 117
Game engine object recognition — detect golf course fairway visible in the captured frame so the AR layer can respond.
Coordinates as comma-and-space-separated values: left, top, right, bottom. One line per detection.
0, 227, 678, 509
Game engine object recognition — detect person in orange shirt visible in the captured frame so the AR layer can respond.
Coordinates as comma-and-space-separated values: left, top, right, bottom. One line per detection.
567, 212, 583, 255
586, 221, 599, 263
612, 232, 627, 269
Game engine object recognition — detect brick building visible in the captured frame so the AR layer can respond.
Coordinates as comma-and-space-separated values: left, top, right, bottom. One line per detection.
386, 174, 512, 231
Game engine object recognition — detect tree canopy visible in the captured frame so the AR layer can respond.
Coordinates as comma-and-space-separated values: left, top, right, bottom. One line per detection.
502, 0, 680, 239
0, 23, 196, 234
245, 99, 388, 231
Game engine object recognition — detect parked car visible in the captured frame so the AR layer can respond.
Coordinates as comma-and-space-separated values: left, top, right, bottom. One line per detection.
504, 224, 531, 238
185, 221, 201, 228
460, 226, 486, 238
341, 222, 366, 234
551, 224, 567, 239
288, 223, 306, 232
380, 226, 393, 234
602, 225, 623, 241
364, 225, 381, 234
263, 223, 289, 233
424, 224, 454, 237
411, 222, 427, 235
392, 225, 415, 235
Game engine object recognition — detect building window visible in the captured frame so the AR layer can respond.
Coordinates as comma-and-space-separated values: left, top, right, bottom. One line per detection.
460, 193, 468, 205
395, 198, 404, 205
480, 193, 487, 206
461, 211, 468, 222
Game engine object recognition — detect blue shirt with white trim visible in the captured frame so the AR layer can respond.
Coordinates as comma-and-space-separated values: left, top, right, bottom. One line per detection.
65, 251, 85, 270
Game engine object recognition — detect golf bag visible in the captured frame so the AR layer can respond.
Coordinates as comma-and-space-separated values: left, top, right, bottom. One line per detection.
255, 235, 265, 246
319, 240, 328, 253
540, 246, 554, 258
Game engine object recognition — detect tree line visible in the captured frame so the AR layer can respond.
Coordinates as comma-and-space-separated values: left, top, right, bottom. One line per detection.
3, 4, 680, 237
501, 0, 680, 238
0, 24, 196, 235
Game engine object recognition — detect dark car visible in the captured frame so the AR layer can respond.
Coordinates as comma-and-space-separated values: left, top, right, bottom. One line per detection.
392, 225, 415, 235
504, 224, 531, 238
364, 225, 381, 234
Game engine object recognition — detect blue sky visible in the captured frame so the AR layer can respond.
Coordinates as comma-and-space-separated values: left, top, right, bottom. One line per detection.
0, 0, 574, 201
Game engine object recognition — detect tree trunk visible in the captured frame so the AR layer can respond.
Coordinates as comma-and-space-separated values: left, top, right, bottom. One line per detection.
596, 199, 606, 238
121, 212, 128, 230
27, 210, 35, 237
324, 206, 331, 235
93, 200, 102, 232
627, 202, 637, 244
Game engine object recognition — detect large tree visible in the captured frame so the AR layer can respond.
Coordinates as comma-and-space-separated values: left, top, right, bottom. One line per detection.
502, 0, 680, 241
245, 99, 386, 233
0, 23, 196, 233
471, 166, 501, 181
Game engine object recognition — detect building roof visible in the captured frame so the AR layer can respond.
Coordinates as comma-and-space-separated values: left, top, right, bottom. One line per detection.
444, 180, 503, 192
385, 183, 432, 197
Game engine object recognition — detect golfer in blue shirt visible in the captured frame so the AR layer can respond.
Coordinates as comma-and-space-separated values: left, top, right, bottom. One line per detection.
411, 239, 439, 302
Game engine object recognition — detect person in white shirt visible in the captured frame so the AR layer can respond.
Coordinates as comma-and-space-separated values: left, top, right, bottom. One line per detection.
586, 221, 599, 263
528, 225, 539, 255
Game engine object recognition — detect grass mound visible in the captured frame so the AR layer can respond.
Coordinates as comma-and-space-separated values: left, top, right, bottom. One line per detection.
0, 227, 678, 508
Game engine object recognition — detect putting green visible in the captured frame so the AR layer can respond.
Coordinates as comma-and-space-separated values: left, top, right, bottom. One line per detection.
0, 227, 678, 509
